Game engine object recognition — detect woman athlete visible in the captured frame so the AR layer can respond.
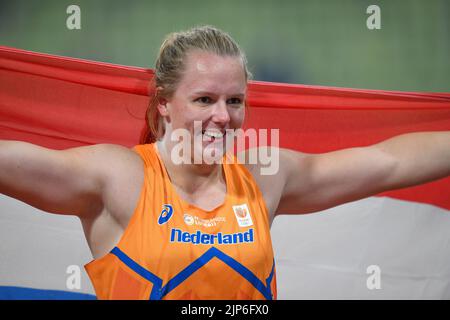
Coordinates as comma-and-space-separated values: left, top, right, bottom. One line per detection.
0, 26, 449, 299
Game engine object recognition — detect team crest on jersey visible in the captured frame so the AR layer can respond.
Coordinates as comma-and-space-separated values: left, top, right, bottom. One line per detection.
158, 204, 174, 225
232, 204, 253, 227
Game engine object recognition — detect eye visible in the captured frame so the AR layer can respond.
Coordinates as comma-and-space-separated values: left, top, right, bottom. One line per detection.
227, 97, 243, 106
195, 96, 212, 104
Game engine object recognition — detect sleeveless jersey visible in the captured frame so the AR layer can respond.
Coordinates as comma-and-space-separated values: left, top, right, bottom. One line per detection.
84, 143, 277, 300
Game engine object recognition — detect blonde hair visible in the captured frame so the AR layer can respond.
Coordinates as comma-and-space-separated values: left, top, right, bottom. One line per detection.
142, 25, 252, 144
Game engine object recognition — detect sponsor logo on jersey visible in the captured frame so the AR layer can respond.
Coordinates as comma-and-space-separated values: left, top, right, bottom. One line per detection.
158, 204, 174, 225
183, 214, 195, 225
232, 204, 253, 227
183, 213, 226, 227
170, 228, 254, 245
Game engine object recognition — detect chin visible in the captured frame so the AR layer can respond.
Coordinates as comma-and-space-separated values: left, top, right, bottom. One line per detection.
202, 143, 227, 165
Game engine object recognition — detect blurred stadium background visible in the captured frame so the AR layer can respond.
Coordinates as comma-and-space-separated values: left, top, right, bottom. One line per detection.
1, 0, 449, 91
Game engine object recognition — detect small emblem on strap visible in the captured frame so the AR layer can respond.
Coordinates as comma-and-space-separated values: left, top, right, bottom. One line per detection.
232, 204, 253, 227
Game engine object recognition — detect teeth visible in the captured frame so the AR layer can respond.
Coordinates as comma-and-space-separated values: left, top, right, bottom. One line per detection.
202, 130, 224, 138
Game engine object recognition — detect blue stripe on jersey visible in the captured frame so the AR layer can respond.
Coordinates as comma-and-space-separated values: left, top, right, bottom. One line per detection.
111, 246, 274, 300
110, 247, 163, 299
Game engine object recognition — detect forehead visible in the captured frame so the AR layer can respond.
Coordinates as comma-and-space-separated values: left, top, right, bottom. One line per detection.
177, 50, 247, 95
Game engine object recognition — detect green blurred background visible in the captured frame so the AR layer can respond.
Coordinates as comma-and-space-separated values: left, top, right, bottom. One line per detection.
0, 0, 449, 92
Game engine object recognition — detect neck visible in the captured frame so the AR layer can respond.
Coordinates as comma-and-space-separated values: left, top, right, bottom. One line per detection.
156, 139, 224, 195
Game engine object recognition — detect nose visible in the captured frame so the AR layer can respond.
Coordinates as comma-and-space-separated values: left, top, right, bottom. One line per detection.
211, 99, 230, 124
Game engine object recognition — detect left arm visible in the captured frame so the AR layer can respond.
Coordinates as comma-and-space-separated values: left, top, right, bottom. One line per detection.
275, 131, 450, 216
375, 131, 450, 189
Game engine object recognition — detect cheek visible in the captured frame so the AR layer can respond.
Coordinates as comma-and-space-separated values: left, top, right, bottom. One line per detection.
230, 108, 245, 128
169, 103, 192, 125
183, 109, 207, 125
184, 106, 214, 124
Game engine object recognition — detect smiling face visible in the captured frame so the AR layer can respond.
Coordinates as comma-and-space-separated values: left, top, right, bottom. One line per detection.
158, 50, 247, 163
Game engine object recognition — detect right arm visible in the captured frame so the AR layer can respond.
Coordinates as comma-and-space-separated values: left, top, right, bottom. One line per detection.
0, 140, 130, 218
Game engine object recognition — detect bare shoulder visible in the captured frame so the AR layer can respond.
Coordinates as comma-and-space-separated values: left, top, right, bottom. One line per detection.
88, 143, 144, 195
238, 146, 307, 186
81, 143, 141, 163
81, 143, 143, 173
237, 146, 306, 221
76, 144, 145, 258
78, 143, 145, 222
62, 143, 142, 172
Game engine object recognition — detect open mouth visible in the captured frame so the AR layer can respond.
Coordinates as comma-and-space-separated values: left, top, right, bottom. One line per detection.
202, 129, 225, 141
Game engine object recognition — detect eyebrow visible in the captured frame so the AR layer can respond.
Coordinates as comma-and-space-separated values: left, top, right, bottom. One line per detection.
191, 91, 246, 97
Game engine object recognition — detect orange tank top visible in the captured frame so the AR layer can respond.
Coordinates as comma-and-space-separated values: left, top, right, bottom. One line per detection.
84, 143, 277, 300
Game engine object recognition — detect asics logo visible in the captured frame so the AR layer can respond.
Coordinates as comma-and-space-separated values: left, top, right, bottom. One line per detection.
158, 204, 174, 225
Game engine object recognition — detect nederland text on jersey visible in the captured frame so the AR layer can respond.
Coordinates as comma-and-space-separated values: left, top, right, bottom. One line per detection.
170, 228, 255, 245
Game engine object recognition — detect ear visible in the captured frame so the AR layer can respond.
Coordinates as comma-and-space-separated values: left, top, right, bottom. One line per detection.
156, 87, 170, 117
157, 99, 169, 116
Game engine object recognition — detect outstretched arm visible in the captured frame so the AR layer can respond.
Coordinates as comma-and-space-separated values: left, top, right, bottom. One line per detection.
0, 140, 140, 218
275, 131, 450, 216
